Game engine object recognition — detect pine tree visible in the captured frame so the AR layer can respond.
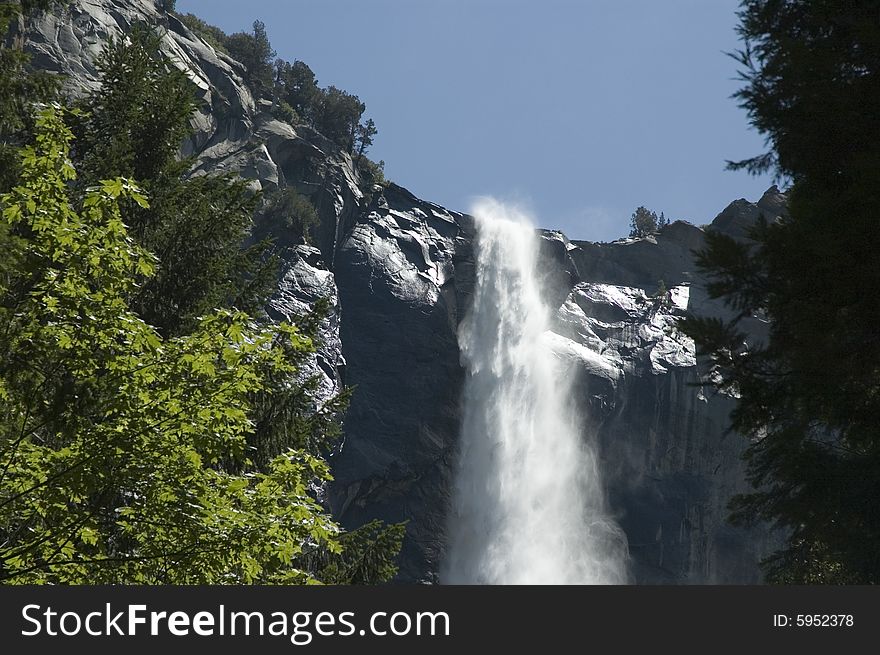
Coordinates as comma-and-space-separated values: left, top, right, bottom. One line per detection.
314, 86, 366, 152
225, 20, 276, 98
680, 0, 880, 583
73, 26, 275, 337
629, 206, 662, 237
274, 59, 321, 123
355, 118, 377, 163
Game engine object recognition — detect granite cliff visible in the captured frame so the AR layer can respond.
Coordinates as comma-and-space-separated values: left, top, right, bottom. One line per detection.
24, 0, 781, 583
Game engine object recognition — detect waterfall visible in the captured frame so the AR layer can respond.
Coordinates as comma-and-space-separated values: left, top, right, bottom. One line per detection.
442, 198, 628, 585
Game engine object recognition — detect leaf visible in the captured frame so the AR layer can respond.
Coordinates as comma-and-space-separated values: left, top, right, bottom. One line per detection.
57, 331, 72, 349
80, 527, 98, 546
130, 191, 149, 209
227, 479, 249, 493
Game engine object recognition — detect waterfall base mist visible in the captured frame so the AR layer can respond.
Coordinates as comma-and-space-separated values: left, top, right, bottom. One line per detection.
442, 198, 628, 585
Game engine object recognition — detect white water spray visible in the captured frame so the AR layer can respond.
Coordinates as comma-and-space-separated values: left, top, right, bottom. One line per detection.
443, 199, 628, 584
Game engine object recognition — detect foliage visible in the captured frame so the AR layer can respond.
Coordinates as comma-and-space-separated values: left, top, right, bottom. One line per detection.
680, 0, 880, 583
254, 187, 320, 248
312, 520, 408, 585
356, 156, 386, 204
0, 0, 61, 192
72, 26, 275, 337
271, 99, 300, 125
628, 206, 669, 237
355, 118, 377, 162
178, 12, 229, 54
225, 20, 276, 99
0, 107, 348, 584
313, 86, 365, 153
274, 59, 321, 123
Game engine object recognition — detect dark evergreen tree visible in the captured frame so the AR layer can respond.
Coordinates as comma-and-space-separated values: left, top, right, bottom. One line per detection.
73, 26, 275, 337
313, 85, 365, 152
254, 187, 320, 248
178, 12, 229, 54
225, 20, 276, 98
680, 0, 880, 583
309, 520, 408, 584
274, 59, 321, 123
629, 206, 662, 237
355, 117, 377, 163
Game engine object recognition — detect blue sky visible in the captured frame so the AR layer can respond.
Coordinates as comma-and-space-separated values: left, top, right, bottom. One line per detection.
176, 0, 774, 242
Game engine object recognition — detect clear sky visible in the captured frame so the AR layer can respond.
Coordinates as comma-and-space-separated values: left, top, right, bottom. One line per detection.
175, 0, 774, 242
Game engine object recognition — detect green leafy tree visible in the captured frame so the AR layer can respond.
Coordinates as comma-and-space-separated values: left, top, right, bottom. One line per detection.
0, 107, 350, 584
225, 20, 276, 99
680, 0, 880, 583
0, 16, 405, 581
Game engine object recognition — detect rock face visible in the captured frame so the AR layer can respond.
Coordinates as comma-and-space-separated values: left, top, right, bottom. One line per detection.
543, 217, 782, 583
25, 0, 782, 583
329, 185, 470, 582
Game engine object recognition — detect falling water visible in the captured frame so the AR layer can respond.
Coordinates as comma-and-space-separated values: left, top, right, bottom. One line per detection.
442, 198, 628, 585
